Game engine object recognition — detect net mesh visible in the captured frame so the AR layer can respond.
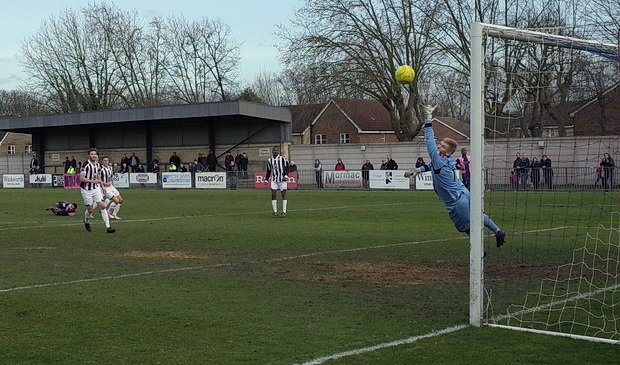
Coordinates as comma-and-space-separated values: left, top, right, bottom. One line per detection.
478, 23, 620, 342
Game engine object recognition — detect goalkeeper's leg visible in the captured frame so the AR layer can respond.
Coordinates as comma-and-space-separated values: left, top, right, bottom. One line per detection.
484, 214, 505, 247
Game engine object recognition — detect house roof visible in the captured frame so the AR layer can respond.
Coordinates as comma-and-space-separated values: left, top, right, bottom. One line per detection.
569, 82, 620, 117
330, 98, 392, 132
286, 103, 325, 134
433, 117, 470, 139
285, 98, 393, 135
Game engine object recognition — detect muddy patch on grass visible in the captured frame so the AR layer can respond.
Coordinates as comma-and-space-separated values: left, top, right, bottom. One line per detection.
122, 251, 209, 259
297, 261, 468, 286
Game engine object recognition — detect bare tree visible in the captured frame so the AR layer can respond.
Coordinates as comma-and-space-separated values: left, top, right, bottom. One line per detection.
20, 8, 122, 112
19, 2, 242, 112
0, 90, 50, 116
161, 16, 240, 103
278, 0, 443, 140
84, 4, 167, 107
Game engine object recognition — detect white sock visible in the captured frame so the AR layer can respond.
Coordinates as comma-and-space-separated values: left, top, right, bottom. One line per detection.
100, 209, 110, 228
104, 198, 110, 208
109, 203, 117, 215
282, 200, 287, 213
84, 210, 91, 223
271, 200, 277, 213
113, 203, 121, 215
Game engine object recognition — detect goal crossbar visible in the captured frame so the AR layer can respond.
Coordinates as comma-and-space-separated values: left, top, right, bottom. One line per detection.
482, 23, 619, 61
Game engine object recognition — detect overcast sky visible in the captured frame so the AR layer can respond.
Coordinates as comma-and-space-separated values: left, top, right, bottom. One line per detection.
0, 0, 301, 90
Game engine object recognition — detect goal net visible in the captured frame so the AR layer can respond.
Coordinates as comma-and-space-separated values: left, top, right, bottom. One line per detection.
470, 22, 620, 344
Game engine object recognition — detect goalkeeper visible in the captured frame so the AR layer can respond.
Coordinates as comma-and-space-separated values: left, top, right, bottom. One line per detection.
405, 103, 505, 247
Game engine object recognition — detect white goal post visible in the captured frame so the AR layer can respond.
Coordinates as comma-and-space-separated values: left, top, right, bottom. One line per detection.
469, 21, 620, 341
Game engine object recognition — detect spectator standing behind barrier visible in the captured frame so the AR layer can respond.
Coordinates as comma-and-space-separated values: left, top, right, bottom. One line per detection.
120, 154, 130, 169
415, 157, 426, 168
380, 160, 387, 170
600, 153, 615, 191
361, 159, 374, 189
129, 153, 140, 172
193, 159, 205, 172
207, 150, 218, 172
235, 150, 243, 170
455, 148, 471, 190
168, 163, 178, 172
386, 155, 398, 170
169, 152, 181, 170
512, 153, 521, 189
530, 157, 541, 189
239, 152, 249, 178
63, 157, 71, 173
335, 158, 346, 170
540, 154, 553, 189
509, 171, 518, 190
289, 161, 298, 179
225, 151, 234, 170
228, 161, 238, 188
29, 154, 39, 173
70, 156, 77, 171
314, 159, 323, 189
595, 166, 603, 188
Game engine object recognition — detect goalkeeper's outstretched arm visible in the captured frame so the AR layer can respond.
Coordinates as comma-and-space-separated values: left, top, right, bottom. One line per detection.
404, 102, 439, 179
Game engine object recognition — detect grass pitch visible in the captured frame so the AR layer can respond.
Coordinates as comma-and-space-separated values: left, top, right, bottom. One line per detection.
0, 189, 617, 364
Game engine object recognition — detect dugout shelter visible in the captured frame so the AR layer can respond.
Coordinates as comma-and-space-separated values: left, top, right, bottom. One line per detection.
0, 100, 292, 172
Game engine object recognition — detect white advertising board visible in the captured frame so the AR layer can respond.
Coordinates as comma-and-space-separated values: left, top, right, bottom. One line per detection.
29, 174, 53, 184
368, 171, 410, 189
162, 172, 192, 188
195, 172, 227, 189
3, 174, 25, 188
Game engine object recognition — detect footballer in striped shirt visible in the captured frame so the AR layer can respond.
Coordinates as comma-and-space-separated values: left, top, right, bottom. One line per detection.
100, 156, 124, 220
265, 146, 289, 217
79, 148, 115, 233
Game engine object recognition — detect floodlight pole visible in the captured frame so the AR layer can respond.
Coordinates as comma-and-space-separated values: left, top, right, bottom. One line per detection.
469, 22, 485, 328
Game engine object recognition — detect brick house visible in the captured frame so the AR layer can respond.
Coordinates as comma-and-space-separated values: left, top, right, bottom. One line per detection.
0, 131, 33, 155
287, 98, 470, 144
288, 99, 399, 145
571, 83, 620, 136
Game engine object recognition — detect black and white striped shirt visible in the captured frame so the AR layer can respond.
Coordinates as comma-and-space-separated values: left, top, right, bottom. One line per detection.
80, 161, 101, 190
266, 155, 289, 183
100, 165, 114, 185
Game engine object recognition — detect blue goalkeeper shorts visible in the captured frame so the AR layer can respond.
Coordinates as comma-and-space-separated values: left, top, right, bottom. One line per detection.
447, 192, 470, 232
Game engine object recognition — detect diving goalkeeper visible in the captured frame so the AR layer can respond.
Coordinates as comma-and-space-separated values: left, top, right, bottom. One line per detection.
405, 103, 505, 247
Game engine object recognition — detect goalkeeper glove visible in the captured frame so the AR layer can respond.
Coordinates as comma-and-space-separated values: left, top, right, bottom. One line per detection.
420, 102, 438, 121
404, 168, 421, 178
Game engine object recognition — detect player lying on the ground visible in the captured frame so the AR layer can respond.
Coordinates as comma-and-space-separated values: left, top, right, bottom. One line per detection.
404, 102, 505, 248
45, 201, 78, 216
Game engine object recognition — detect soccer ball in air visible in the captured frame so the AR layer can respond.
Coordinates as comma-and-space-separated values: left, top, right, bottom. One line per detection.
395, 65, 415, 84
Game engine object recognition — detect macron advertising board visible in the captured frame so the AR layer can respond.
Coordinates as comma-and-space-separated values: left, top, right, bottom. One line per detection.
195, 172, 227, 189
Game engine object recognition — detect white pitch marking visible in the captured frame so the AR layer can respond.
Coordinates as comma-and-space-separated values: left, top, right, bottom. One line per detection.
0, 202, 418, 232
294, 324, 468, 365
0, 235, 459, 293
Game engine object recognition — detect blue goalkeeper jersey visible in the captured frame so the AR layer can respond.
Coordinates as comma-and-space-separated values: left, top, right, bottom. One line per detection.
419, 122, 469, 209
